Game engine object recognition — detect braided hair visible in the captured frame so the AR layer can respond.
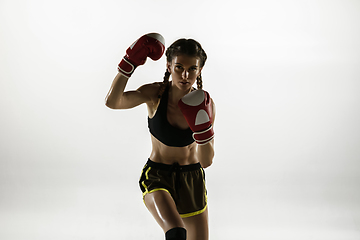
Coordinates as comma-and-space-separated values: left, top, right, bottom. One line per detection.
158, 38, 207, 98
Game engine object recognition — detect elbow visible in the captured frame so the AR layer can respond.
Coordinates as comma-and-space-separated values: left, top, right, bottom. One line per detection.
201, 155, 214, 169
105, 101, 116, 109
201, 160, 213, 169
105, 98, 120, 109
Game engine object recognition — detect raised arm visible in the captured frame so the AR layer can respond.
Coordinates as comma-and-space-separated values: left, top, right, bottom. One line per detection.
105, 33, 165, 109
105, 73, 151, 109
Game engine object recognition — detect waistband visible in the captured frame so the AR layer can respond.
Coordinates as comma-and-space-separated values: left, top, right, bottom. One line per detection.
146, 159, 201, 172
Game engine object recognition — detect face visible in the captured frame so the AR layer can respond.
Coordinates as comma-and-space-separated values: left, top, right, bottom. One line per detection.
167, 55, 202, 91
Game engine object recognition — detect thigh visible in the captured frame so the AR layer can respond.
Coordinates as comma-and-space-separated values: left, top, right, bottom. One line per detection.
144, 190, 185, 233
182, 207, 209, 240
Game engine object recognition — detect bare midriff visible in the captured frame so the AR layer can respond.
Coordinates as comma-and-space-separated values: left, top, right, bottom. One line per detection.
149, 135, 198, 166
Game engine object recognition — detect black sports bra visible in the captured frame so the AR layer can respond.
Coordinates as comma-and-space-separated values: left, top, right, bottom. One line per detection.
148, 84, 195, 147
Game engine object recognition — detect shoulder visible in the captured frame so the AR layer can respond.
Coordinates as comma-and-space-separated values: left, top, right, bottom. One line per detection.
211, 97, 216, 111
137, 82, 164, 108
138, 81, 162, 92
137, 82, 162, 98
210, 96, 216, 123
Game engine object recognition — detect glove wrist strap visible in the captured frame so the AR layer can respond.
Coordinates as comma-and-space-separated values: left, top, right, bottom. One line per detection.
118, 57, 136, 78
193, 125, 214, 145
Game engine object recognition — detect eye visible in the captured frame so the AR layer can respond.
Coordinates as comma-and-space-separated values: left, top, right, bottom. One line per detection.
175, 65, 183, 70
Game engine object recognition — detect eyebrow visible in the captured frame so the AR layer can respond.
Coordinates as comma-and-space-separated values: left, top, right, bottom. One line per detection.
175, 63, 198, 68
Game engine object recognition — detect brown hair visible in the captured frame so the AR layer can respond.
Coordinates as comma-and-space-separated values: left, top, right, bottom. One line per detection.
158, 38, 207, 98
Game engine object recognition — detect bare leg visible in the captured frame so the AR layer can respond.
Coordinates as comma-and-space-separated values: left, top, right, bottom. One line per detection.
144, 190, 185, 233
183, 207, 209, 240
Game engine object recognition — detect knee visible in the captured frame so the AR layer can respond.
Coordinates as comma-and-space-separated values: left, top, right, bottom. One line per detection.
166, 227, 187, 240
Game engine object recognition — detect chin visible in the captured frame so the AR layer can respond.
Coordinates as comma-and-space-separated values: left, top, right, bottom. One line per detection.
179, 84, 193, 92
173, 81, 190, 90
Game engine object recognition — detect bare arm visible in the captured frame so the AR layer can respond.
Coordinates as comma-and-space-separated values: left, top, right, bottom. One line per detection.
197, 139, 215, 168
105, 73, 154, 109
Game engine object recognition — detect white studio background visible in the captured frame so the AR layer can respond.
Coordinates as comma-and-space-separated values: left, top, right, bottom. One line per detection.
1, 0, 360, 239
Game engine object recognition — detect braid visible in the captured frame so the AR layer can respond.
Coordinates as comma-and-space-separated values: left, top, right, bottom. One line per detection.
164, 38, 207, 92
158, 70, 170, 98
196, 74, 203, 89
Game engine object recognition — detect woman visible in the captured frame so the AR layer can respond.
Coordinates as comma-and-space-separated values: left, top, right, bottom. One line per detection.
105, 33, 215, 240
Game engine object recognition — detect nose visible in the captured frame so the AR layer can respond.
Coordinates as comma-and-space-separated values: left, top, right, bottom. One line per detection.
182, 70, 189, 79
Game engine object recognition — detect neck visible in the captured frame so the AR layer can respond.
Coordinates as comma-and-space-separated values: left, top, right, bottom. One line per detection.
169, 81, 192, 104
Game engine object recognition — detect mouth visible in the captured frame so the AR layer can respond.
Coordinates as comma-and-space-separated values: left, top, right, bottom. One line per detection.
180, 81, 190, 85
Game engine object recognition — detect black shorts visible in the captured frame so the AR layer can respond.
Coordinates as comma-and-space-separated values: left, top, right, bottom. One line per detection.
139, 159, 207, 218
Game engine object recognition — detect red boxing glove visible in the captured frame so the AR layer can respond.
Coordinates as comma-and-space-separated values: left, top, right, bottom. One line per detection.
118, 33, 165, 78
178, 90, 214, 145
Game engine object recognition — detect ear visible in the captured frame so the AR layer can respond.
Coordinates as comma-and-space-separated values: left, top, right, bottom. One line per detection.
197, 67, 203, 76
166, 62, 172, 73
